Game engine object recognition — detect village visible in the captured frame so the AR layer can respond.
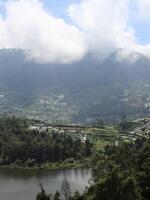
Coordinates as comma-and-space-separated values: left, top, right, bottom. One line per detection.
28, 123, 94, 143
27, 118, 150, 146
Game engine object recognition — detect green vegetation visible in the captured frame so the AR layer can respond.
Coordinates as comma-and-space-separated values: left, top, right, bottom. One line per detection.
0, 115, 149, 200
69, 136, 150, 200
36, 183, 51, 200
0, 116, 120, 170
37, 136, 150, 200
0, 117, 92, 169
35, 119, 150, 200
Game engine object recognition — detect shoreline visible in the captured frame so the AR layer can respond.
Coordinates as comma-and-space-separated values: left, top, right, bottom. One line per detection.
0, 159, 91, 171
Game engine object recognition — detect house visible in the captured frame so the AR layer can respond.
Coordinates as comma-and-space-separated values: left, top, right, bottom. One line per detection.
28, 125, 40, 131
81, 134, 87, 143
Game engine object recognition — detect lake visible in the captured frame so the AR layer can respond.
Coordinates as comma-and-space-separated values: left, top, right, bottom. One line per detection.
0, 168, 91, 200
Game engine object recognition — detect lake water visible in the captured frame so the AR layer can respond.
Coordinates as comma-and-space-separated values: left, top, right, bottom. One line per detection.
0, 168, 91, 200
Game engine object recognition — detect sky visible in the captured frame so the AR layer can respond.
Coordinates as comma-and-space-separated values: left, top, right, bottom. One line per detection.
44, 0, 150, 45
0, 0, 150, 64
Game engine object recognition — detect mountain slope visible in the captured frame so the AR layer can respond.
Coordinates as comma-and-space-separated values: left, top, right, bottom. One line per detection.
0, 49, 150, 122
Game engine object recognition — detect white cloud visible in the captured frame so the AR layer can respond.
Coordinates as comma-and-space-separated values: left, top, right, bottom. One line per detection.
0, 0, 150, 63
138, 0, 150, 20
68, 0, 150, 61
0, 0, 86, 63
68, 0, 133, 60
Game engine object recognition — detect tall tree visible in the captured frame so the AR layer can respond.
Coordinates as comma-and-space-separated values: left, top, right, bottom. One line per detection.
60, 179, 71, 200
36, 183, 50, 200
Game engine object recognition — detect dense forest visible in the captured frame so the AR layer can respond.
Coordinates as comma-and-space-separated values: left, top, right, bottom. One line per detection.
71, 136, 150, 200
0, 117, 92, 167
36, 135, 150, 200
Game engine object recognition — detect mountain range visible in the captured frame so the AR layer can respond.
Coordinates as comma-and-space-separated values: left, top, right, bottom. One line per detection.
0, 48, 150, 123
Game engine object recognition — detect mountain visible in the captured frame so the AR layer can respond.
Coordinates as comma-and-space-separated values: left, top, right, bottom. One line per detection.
0, 48, 150, 122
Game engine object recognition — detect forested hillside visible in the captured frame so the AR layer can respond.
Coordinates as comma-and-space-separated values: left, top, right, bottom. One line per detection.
1, 49, 150, 122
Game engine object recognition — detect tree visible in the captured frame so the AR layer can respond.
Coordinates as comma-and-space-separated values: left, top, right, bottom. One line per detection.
84, 139, 92, 156
54, 191, 60, 200
60, 179, 71, 200
89, 168, 142, 200
36, 183, 50, 200
72, 191, 83, 200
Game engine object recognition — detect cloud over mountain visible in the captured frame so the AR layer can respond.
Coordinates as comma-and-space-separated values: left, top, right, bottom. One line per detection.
0, 0, 86, 63
68, 0, 150, 61
0, 0, 150, 64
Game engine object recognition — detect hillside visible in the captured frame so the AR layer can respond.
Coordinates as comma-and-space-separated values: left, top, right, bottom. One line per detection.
1, 49, 150, 122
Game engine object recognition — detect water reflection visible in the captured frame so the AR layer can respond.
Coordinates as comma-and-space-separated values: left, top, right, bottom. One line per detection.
0, 168, 91, 200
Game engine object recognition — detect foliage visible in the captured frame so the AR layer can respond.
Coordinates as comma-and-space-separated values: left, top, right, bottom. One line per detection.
54, 191, 60, 200
36, 183, 50, 200
0, 118, 92, 167
71, 136, 150, 200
